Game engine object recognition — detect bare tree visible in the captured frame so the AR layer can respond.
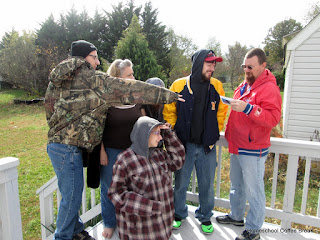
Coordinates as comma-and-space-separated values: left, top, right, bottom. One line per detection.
225, 42, 249, 90
205, 36, 222, 56
205, 37, 228, 82
304, 1, 320, 24
166, 28, 197, 86
0, 30, 65, 95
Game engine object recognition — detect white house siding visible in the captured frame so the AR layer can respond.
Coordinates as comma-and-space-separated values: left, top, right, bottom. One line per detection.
283, 29, 320, 140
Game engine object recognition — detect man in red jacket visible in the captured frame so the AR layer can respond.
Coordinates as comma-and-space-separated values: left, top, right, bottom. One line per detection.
216, 48, 282, 240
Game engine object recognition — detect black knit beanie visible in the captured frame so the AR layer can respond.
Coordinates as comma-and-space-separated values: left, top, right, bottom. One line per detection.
70, 40, 97, 58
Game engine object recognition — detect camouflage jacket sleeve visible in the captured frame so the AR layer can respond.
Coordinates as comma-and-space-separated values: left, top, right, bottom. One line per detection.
48, 57, 85, 87
92, 72, 180, 106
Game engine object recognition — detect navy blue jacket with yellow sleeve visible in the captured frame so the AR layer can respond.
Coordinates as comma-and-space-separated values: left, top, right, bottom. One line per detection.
163, 76, 228, 153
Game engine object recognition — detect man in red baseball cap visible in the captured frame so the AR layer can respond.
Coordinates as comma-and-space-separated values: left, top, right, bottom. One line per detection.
203, 50, 223, 62
163, 49, 228, 235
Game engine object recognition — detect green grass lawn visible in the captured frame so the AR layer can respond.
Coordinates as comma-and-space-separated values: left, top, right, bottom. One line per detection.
0, 89, 54, 240
225, 91, 233, 98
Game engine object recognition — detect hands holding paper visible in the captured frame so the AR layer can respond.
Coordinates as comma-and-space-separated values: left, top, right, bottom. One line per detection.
220, 96, 247, 112
230, 100, 248, 112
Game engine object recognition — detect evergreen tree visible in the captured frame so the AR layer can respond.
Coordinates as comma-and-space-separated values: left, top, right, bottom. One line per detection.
91, 10, 108, 56
0, 29, 19, 50
78, 9, 94, 42
64, 7, 84, 44
101, 0, 169, 76
37, 7, 99, 55
115, 15, 164, 81
102, 1, 141, 61
36, 14, 68, 58
141, 1, 170, 77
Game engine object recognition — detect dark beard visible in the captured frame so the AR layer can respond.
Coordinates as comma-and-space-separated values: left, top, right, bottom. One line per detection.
201, 72, 212, 82
245, 73, 255, 85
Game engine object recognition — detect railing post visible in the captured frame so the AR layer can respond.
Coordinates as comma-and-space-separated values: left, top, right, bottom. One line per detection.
281, 154, 299, 229
38, 189, 54, 239
216, 145, 223, 198
0, 157, 23, 240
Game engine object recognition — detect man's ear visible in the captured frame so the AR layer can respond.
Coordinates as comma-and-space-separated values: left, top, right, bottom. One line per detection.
262, 62, 267, 68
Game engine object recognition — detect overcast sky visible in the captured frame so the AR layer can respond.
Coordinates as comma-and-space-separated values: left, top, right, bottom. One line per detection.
1, 0, 317, 53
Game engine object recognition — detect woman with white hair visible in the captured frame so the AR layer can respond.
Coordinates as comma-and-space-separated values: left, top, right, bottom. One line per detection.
100, 59, 144, 239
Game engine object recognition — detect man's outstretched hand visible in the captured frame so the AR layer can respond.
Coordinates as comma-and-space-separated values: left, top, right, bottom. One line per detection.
177, 94, 185, 102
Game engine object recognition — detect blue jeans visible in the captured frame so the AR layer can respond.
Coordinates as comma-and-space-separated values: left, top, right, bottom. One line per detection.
229, 154, 267, 231
100, 147, 122, 228
47, 143, 84, 240
174, 143, 217, 223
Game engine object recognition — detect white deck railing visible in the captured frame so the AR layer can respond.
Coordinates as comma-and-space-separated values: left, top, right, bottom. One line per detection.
0, 157, 23, 240
36, 135, 320, 240
188, 134, 320, 230
35, 169, 101, 240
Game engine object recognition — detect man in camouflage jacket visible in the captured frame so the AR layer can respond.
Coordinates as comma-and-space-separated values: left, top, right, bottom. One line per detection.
44, 40, 181, 240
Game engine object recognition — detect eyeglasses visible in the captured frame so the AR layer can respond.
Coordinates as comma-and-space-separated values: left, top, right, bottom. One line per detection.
241, 64, 254, 70
151, 131, 161, 135
89, 55, 99, 60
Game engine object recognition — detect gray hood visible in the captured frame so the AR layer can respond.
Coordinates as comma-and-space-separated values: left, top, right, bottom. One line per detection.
130, 116, 163, 158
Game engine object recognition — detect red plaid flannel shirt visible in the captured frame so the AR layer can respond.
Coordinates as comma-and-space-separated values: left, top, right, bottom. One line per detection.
108, 129, 185, 240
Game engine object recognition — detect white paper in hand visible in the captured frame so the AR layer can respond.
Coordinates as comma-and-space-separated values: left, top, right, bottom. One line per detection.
220, 96, 233, 105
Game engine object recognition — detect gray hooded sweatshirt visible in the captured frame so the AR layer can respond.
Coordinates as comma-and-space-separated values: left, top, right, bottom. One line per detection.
108, 116, 185, 239
130, 116, 163, 158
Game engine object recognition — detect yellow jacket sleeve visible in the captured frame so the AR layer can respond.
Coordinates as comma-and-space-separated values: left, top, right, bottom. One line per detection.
212, 78, 228, 132
163, 78, 186, 128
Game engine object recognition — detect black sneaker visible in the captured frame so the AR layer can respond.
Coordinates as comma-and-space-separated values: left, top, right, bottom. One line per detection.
73, 230, 95, 240
235, 230, 260, 240
216, 215, 245, 226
